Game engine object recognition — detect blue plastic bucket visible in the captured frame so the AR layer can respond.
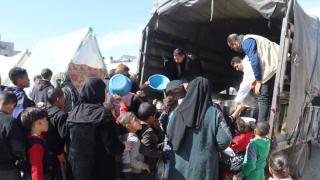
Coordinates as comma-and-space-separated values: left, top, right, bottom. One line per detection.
148, 74, 170, 91
108, 74, 132, 96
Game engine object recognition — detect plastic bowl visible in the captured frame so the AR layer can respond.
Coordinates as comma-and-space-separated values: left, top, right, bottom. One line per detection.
108, 74, 132, 96
148, 74, 170, 91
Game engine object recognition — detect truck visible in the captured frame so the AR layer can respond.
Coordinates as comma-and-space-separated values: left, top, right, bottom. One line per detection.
137, 0, 320, 178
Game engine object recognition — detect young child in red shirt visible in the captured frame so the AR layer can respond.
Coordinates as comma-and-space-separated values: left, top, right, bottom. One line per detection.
21, 107, 49, 180
230, 117, 254, 153
221, 117, 254, 179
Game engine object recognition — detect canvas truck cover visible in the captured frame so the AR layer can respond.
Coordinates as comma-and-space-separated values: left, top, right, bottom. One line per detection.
153, 0, 286, 20
286, 2, 320, 137
22, 27, 106, 92
139, 0, 287, 93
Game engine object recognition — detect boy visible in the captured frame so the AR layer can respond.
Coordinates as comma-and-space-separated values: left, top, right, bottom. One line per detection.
158, 96, 178, 133
8, 67, 35, 120
0, 92, 25, 180
119, 112, 150, 180
21, 107, 49, 180
46, 88, 68, 180
137, 103, 166, 179
30, 68, 54, 105
239, 122, 271, 180
230, 117, 254, 153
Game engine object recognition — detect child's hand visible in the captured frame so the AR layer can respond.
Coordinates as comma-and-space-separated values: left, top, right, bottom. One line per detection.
182, 83, 188, 91
144, 165, 151, 174
136, 90, 146, 97
36, 102, 46, 109
139, 81, 150, 90
152, 99, 158, 105
144, 81, 150, 86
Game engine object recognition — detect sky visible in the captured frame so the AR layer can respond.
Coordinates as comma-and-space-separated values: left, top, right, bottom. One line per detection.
0, 0, 154, 63
0, 0, 319, 64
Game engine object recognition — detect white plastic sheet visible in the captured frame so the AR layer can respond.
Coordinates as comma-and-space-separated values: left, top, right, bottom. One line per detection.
21, 27, 106, 93
0, 50, 29, 85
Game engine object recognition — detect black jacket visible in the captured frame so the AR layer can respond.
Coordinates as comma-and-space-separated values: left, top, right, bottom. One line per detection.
62, 85, 79, 113
30, 80, 54, 105
0, 112, 25, 170
164, 53, 202, 82
46, 106, 68, 156
137, 124, 165, 175
67, 78, 124, 180
67, 104, 125, 180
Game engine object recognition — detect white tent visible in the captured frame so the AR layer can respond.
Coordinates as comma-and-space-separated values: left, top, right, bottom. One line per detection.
0, 50, 30, 85
22, 27, 106, 91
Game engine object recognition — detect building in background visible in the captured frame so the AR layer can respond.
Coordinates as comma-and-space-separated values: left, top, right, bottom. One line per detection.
0, 39, 20, 57
109, 55, 136, 64
106, 54, 138, 75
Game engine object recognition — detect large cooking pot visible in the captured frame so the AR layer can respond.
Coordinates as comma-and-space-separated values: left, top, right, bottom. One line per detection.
220, 99, 258, 118
221, 100, 236, 115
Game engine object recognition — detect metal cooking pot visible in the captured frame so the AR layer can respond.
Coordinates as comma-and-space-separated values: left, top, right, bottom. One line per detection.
222, 100, 236, 115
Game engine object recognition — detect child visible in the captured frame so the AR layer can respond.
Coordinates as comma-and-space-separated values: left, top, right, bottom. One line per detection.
239, 122, 271, 180
0, 92, 25, 180
137, 102, 167, 179
8, 67, 35, 120
158, 96, 178, 133
268, 152, 293, 180
119, 112, 150, 180
231, 117, 254, 153
30, 68, 54, 105
21, 107, 49, 180
46, 88, 68, 180
220, 118, 254, 179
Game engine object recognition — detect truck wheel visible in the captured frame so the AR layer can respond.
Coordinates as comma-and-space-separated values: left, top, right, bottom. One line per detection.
289, 142, 311, 179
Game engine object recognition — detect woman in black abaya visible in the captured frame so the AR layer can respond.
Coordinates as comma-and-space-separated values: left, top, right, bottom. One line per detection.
167, 77, 232, 180
67, 78, 127, 180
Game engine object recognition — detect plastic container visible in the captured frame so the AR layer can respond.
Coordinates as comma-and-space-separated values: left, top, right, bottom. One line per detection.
108, 74, 132, 96
148, 74, 170, 91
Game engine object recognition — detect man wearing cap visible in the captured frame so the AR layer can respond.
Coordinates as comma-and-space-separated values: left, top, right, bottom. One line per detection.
164, 48, 202, 82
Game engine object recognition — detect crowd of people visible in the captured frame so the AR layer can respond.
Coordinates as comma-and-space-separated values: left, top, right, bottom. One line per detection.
0, 33, 293, 180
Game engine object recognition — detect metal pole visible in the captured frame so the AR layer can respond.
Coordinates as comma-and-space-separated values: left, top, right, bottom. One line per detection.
139, 26, 149, 86
269, 0, 294, 141
137, 29, 146, 86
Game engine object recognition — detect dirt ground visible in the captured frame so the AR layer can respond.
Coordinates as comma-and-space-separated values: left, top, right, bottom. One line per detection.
300, 143, 320, 180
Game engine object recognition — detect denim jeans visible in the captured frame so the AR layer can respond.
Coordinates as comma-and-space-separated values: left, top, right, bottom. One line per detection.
257, 75, 275, 122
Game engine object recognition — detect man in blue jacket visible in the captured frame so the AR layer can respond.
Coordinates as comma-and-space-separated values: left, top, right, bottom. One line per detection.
227, 34, 279, 122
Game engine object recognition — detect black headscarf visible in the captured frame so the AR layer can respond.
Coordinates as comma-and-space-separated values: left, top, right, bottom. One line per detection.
168, 77, 212, 151
68, 78, 112, 125
80, 78, 106, 104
